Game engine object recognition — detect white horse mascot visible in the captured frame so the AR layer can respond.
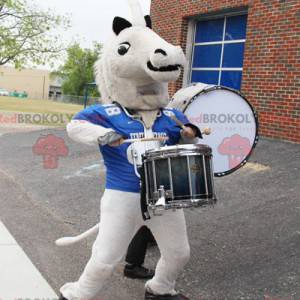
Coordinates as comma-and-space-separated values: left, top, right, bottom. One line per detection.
57, 1, 201, 299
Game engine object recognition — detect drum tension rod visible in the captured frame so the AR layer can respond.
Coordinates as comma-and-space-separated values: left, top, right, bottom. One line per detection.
155, 185, 167, 208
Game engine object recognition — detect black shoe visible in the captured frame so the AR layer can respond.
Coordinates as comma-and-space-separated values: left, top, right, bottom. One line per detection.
58, 294, 68, 300
144, 290, 190, 300
148, 234, 157, 247
124, 264, 155, 279
148, 239, 158, 248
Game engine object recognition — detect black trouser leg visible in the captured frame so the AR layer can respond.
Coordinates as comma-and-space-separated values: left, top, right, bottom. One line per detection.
126, 226, 154, 266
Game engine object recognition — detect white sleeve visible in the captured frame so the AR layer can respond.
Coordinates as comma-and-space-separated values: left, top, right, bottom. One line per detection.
66, 119, 114, 146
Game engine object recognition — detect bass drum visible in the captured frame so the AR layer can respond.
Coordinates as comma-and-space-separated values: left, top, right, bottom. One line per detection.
168, 83, 259, 177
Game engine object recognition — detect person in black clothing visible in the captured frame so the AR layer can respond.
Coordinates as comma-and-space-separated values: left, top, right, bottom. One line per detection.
124, 226, 156, 279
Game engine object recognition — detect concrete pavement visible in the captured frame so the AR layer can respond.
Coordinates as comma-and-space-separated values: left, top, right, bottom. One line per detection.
0, 221, 57, 299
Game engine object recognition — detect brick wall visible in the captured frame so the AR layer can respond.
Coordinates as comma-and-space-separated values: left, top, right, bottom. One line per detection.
151, 0, 300, 143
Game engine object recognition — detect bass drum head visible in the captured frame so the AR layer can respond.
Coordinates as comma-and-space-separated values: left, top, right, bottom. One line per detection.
170, 84, 259, 177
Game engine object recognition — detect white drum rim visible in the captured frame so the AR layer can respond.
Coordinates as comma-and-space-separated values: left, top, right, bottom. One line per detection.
182, 85, 259, 177
144, 144, 212, 158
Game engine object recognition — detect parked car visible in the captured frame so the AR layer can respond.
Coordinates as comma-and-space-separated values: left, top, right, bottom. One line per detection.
0, 88, 9, 96
9, 90, 28, 98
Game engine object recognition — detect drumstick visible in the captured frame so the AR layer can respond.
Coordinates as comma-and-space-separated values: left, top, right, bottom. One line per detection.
170, 115, 187, 130
123, 136, 169, 143
170, 115, 211, 135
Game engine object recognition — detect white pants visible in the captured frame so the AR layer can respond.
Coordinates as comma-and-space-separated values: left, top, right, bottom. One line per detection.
60, 189, 190, 299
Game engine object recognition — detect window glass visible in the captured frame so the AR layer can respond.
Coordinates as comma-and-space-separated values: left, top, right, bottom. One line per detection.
192, 45, 222, 68
221, 71, 242, 90
191, 71, 219, 85
225, 15, 248, 40
195, 19, 224, 43
222, 43, 245, 68
190, 14, 247, 90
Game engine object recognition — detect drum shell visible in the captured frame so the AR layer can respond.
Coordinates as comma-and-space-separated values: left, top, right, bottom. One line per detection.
143, 145, 217, 209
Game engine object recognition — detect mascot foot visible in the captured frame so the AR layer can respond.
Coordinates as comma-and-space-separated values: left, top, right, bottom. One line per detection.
124, 264, 154, 279
145, 290, 189, 300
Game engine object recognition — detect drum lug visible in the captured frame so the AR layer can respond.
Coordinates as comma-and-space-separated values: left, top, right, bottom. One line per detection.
153, 187, 173, 201
155, 185, 167, 208
150, 185, 171, 216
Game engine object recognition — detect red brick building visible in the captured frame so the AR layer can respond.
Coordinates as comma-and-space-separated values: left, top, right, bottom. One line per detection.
150, 0, 300, 143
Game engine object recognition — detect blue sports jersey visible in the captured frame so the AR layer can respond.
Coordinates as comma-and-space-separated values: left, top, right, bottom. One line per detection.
73, 103, 192, 193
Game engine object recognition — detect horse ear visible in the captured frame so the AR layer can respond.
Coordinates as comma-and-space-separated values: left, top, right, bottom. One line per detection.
113, 17, 132, 35
144, 15, 152, 29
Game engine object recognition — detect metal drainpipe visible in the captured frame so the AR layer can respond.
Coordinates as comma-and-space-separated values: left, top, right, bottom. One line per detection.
84, 85, 88, 108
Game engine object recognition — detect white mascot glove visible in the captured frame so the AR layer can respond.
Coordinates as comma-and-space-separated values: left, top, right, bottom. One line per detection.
97, 131, 123, 146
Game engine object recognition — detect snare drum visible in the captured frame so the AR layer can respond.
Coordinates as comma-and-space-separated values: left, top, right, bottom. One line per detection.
143, 144, 217, 212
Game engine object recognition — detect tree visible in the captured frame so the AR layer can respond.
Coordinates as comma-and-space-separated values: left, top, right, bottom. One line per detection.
0, 0, 69, 68
58, 42, 102, 97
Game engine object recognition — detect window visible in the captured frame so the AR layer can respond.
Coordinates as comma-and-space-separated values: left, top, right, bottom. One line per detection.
190, 14, 247, 90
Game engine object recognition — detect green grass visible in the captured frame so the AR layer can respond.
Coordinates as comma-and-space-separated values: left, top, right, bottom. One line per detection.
0, 96, 82, 114
0, 96, 83, 126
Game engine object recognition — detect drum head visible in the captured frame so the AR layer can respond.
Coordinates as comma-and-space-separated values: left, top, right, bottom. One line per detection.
171, 85, 258, 177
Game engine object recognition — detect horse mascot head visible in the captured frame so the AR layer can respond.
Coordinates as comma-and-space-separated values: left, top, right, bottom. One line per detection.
94, 0, 186, 126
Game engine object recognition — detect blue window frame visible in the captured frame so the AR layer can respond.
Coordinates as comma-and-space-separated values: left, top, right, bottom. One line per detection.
190, 14, 248, 90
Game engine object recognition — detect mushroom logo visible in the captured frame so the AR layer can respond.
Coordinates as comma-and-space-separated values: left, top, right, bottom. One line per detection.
218, 134, 251, 169
33, 134, 69, 169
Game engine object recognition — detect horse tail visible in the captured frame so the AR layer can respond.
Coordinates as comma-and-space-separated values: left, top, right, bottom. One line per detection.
55, 223, 99, 246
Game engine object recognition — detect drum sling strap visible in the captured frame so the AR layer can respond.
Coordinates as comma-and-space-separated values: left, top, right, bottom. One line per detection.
139, 165, 151, 220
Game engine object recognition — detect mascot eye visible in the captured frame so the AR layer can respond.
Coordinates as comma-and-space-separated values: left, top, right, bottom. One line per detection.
118, 42, 130, 55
